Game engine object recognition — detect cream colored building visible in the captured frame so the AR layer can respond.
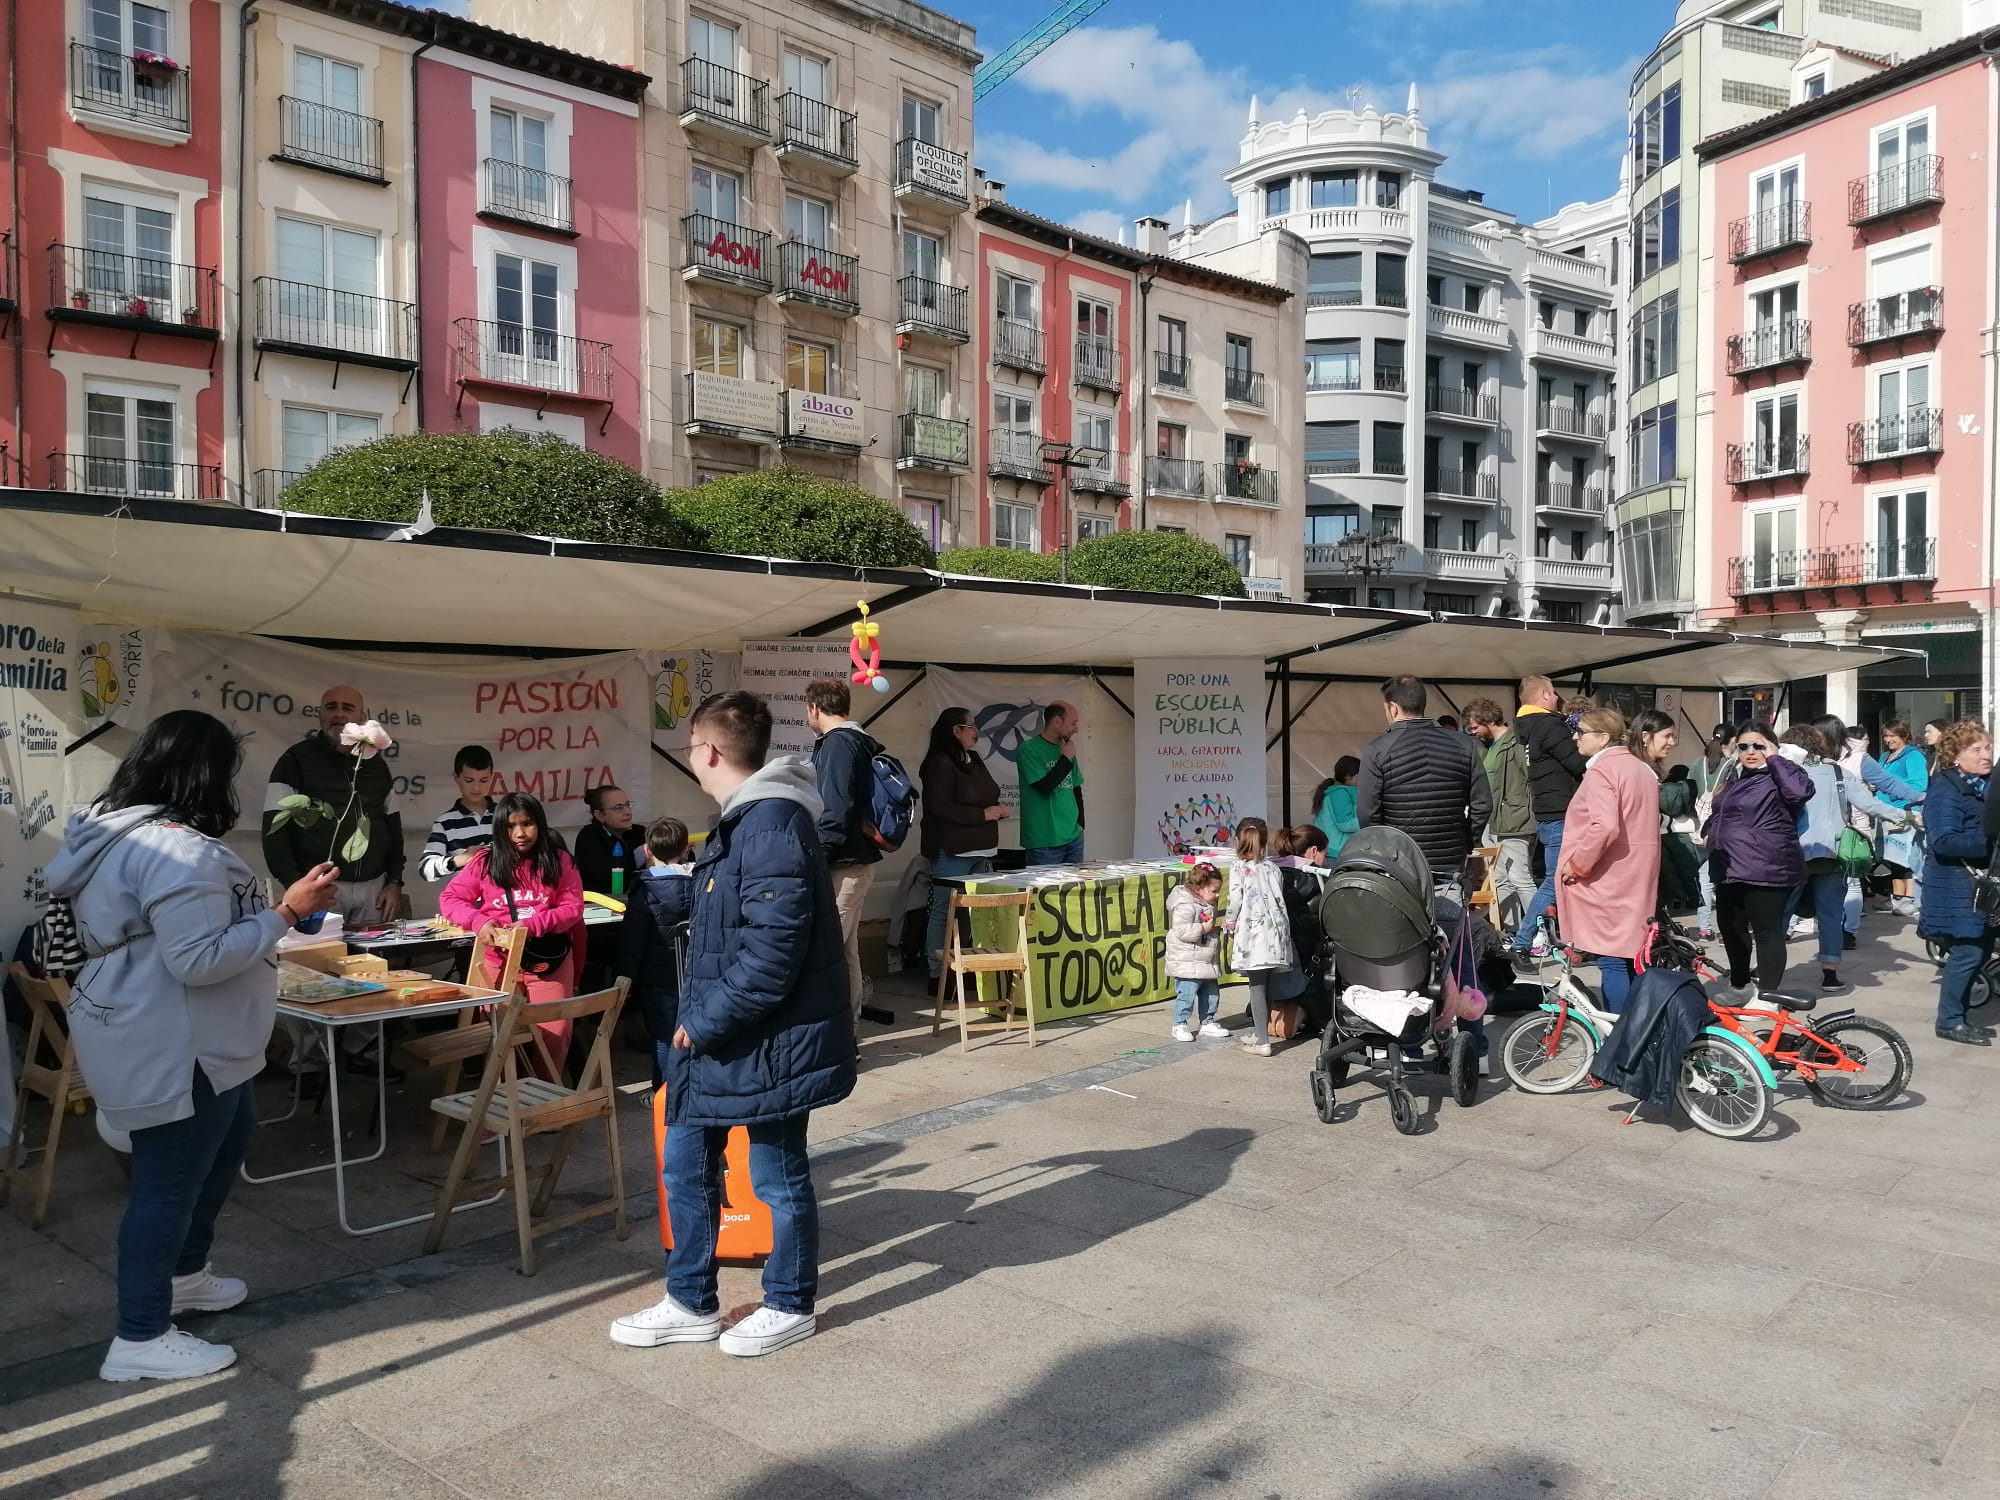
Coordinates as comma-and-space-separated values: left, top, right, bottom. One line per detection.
474, 0, 980, 544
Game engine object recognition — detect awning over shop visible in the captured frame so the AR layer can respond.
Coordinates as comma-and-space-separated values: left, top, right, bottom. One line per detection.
0, 491, 1921, 687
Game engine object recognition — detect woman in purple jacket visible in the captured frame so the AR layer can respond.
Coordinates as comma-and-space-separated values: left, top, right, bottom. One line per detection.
1703, 722, 1816, 1004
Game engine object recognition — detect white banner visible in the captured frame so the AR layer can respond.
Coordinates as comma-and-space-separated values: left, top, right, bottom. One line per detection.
740, 639, 858, 759
925, 667, 1092, 814
1131, 657, 1266, 856
0, 601, 78, 954
85, 630, 650, 829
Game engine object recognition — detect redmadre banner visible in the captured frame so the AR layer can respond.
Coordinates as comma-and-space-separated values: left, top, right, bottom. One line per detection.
85, 629, 649, 829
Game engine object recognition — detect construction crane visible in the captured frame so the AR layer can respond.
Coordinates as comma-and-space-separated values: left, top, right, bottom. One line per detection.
972, 0, 1116, 102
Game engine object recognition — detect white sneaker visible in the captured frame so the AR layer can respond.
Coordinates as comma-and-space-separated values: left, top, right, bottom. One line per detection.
1171, 1023, 1196, 1042
1477, 1055, 1491, 1078
170, 1265, 247, 1315
1197, 1020, 1230, 1040
1241, 1039, 1274, 1057
717, 1305, 816, 1358
609, 1294, 723, 1348
100, 1327, 236, 1382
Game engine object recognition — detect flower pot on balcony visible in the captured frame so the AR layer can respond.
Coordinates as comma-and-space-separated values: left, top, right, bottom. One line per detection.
182, 307, 200, 325
126, 298, 151, 319
71, 291, 90, 310
131, 54, 179, 82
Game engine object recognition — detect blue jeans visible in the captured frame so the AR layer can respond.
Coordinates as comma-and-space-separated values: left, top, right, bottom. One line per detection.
926, 852, 994, 977
1026, 836, 1086, 867
1512, 820, 1567, 951
1594, 955, 1634, 1014
662, 1112, 818, 1316
1173, 978, 1220, 1026
1937, 928, 1996, 1031
1843, 875, 1863, 937
1799, 871, 1846, 967
117, 1068, 258, 1341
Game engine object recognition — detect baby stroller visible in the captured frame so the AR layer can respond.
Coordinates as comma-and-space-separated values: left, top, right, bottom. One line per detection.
1305, 826, 1479, 1135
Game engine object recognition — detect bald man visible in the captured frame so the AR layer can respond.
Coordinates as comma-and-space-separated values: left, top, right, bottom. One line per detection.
262, 684, 406, 927
1018, 699, 1086, 866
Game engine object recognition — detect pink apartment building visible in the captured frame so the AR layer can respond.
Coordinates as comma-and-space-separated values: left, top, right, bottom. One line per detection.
2, 0, 230, 500
413, 18, 647, 467
1698, 32, 1995, 727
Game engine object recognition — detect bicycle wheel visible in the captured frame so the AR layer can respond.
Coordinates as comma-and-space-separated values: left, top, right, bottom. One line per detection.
1500, 1010, 1596, 1095
1675, 1038, 1772, 1140
1800, 1014, 1913, 1111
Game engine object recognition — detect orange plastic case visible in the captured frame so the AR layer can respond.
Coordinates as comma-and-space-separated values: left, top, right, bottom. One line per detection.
652, 1085, 773, 1260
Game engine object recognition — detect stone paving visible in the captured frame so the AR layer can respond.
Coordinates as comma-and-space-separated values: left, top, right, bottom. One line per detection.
2, 920, 1997, 1499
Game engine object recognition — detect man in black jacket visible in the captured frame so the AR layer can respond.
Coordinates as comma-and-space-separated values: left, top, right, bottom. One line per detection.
805, 677, 881, 1022
573, 785, 644, 897
1356, 675, 1491, 881
1509, 673, 1590, 966
262, 684, 405, 927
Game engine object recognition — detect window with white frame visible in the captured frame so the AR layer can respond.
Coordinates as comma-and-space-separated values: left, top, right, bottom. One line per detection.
1751, 163, 1801, 238
82, 379, 179, 496
1874, 488, 1930, 580
995, 272, 1037, 326
992, 388, 1036, 469
901, 94, 940, 145
994, 499, 1038, 551
692, 164, 743, 224
784, 192, 831, 249
902, 363, 944, 416
1801, 72, 1826, 101
1873, 362, 1933, 454
783, 49, 829, 102
904, 497, 944, 550
291, 51, 366, 163
1748, 391, 1801, 476
293, 52, 362, 111
1077, 514, 1115, 542
1223, 533, 1252, 574
80, 183, 174, 312
902, 229, 942, 283
281, 405, 380, 478
273, 216, 384, 354
491, 252, 564, 383
693, 316, 743, 376
87, 0, 170, 59
787, 337, 834, 393
1750, 282, 1800, 355
1869, 242, 1937, 336
1747, 504, 1800, 590
1076, 295, 1114, 384
1076, 406, 1115, 482
1306, 338, 1359, 391
1872, 113, 1932, 212
489, 106, 554, 220
82, 0, 177, 115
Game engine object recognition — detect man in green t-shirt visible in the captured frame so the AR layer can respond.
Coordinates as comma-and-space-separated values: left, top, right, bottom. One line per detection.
1016, 700, 1085, 865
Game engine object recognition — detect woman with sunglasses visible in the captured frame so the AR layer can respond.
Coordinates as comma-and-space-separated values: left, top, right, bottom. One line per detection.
1554, 709, 1660, 1013
919, 707, 1007, 983
1702, 723, 1816, 1004
1921, 720, 1997, 1045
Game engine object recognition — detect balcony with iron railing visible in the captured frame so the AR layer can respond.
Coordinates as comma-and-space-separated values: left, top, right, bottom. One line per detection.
1073, 449, 1131, 497
1848, 290, 1942, 348
1535, 402, 1606, 443
993, 317, 1044, 376
1154, 350, 1190, 390
278, 96, 386, 182
895, 136, 969, 207
1728, 201, 1811, 263
1304, 456, 1362, 479
1306, 371, 1360, 394
682, 213, 772, 291
1730, 539, 1938, 597
1848, 154, 1942, 225
1214, 462, 1278, 507
1424, 467, 1500, 503
452, 319, 614, 402
1147, 454, 1205, 496
775, 94, 857, 172
1726, 435, 1809, 485
1074, 333, 1122, 392
1306, 286, 1364, 309
1535, 482, 1607, 514
1374, 365, 1407, 393
1848, 410, 1942, 465
988, 428, 1051, 484
1225, 368, 1265, 407
69, 42, 189, 135
896, 276, 968, 343
1728, 318, 1810, 375
777, 241, 859, 315
252, 277, 418, 370
897, 412, 969, 471
49, 451, 221, 502
253, 469, 305, 507
1427, 383, 1499, 424
679, 57, 768, 142
47, 244, 220, 338
480, 159, 574, 234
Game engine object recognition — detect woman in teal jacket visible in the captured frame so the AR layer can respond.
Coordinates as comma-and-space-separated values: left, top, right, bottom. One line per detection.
1312, 756, 1361, 859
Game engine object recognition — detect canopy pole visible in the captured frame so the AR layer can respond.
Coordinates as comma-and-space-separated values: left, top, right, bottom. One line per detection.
860, 666, 928, 730
651, 743, 699, 786
1268, 677, 1332, 750
1431, 683, 1463, 719
1089, 669, 1134, 719
1279, 661, 1293, 826
790, 583, 938, 640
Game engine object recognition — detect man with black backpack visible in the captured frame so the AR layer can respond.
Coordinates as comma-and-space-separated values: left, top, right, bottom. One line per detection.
806, 677, 884, 1022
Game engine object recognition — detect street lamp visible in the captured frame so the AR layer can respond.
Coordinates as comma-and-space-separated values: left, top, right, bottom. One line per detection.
1329, 527, 1405, 598
1039, 438, 1109, 584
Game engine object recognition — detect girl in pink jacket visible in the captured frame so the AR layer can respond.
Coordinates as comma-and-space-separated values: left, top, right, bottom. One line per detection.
440, 792, 586, 1072
1557, 709, 1663, 1014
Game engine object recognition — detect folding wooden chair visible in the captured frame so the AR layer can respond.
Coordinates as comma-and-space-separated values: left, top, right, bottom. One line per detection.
423, 979, 632, 1275
1465, 845, 1502, 916
2, 964, 91, 1229
399, 924, 536, 1150
931, 891, 1037, 1051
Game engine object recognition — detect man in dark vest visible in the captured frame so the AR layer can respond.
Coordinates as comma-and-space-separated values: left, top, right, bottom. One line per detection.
1356, 674, 1490, 882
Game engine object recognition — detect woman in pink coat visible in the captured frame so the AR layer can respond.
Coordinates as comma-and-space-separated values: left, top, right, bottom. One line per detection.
1557, 709, 1662, 1014
439, 791, 586, 1072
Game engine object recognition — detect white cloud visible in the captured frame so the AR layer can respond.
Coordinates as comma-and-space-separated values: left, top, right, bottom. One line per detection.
1422, 47, 1633, 165
1065, 209, 1135, 243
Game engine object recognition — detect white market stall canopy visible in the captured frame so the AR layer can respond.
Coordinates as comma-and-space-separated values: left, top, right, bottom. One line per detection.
0, 491, 1922, 688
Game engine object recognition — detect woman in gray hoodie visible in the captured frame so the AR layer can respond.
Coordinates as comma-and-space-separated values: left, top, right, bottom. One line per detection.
44, 710, 337, 1384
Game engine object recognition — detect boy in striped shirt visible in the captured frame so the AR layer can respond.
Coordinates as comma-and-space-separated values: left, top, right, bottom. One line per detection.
420, 745, 497, 881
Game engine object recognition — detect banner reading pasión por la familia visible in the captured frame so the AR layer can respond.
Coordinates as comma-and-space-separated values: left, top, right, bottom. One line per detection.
1131, 657, 1266, 857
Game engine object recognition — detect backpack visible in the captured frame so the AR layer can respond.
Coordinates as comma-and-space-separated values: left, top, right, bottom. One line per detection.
840, 728, 919, 853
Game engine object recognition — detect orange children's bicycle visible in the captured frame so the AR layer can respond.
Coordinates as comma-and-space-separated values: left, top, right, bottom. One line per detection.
1643, 920, 1915, 1110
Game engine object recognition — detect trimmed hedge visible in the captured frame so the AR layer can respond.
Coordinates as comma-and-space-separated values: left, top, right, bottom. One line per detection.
665, 468, 934, 567
937, 546, 1064, 583
1071, 532, 1247, 597
281, 431, 690, 548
